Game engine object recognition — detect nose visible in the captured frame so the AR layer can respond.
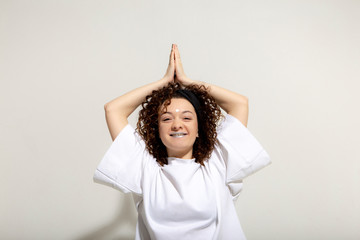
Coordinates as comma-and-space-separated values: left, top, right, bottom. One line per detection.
171, 118, 183, 131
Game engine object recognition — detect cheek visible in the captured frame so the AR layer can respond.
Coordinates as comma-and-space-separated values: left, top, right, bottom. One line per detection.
158, 123, 167, 139
190, 122, 198, 136
194, 120, 199, 130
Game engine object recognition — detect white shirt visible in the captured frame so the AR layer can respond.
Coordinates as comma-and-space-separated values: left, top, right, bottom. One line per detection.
94, 114, 271, 240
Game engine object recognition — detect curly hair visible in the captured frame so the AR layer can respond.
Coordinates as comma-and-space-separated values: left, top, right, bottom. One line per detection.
136, 82, 222, 166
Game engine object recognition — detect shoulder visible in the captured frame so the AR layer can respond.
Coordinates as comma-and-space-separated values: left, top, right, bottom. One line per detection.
217, 114, 245, 136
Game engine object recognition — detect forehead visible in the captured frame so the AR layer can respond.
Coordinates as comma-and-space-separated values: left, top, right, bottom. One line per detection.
160, 98, 195, 112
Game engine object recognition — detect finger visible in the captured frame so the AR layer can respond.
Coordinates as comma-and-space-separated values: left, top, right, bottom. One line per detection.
169, 44, 174, 60
174, 44, 181, 62
170, 47, 175, 66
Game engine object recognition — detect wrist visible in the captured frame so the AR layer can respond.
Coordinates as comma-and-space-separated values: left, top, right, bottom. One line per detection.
158, 77, 172, 87
185, 77, 202, 86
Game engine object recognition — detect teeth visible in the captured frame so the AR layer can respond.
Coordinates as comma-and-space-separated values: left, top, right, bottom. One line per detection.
170, 132, 187, 137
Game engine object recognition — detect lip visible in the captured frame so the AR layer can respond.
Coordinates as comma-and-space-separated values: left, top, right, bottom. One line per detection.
169, 132, 188, 138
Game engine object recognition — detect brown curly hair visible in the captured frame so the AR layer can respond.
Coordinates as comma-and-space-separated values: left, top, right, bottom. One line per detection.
136, 82, 222, 166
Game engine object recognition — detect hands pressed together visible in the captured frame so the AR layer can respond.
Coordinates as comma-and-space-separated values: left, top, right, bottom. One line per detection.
163, 44, 196, 86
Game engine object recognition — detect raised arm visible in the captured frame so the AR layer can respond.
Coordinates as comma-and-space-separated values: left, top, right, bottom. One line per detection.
173, 44, 249, 127
104, 44, 176, 141
200, 83, 249, 127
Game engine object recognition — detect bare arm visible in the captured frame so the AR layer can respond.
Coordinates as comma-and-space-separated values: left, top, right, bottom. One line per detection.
104, 45, 176, 141
198, 82, 248, 127
104, 78, 171, 141
173, 44, 249, 127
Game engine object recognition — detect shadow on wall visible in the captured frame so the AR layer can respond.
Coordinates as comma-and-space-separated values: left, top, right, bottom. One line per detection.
76, 194, 137, 240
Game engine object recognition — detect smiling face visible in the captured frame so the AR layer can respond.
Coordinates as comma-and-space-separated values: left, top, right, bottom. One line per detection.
158, 98, 198, 159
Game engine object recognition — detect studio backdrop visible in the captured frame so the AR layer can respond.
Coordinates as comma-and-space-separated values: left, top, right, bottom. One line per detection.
0, 0, 359, 239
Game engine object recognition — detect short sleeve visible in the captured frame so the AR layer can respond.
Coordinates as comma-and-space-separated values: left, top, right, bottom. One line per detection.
93, 124, 150, 195
216, 114, 271, 195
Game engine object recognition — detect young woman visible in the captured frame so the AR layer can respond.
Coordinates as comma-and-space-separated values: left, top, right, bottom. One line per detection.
94, 44, 271, 240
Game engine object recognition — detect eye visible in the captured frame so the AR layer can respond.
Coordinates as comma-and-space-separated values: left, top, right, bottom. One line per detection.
162, 117, 171, 122
183, 117, 192, 121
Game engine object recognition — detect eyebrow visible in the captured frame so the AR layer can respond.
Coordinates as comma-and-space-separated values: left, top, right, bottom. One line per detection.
160, 110, 194, 116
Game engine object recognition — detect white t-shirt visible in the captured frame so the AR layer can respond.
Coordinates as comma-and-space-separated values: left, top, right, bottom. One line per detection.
94, 114, 271, 240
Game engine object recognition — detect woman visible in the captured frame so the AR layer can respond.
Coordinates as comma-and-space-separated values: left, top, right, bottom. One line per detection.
94, 44, 271, 240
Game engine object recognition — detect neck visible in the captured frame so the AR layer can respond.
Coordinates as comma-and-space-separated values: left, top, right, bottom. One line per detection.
167, 149, 193, 159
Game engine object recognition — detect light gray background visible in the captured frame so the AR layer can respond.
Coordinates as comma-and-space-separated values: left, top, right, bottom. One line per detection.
1, 0, 359, 239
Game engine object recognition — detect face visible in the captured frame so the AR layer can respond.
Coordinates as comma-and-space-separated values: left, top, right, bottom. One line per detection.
158, 98, 198, 159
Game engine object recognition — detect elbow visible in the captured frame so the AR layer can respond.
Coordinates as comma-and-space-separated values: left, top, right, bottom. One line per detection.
238, 96, 248, 106
104, 103, 109, 112
243, 96, 249, 105
104, 102, 115, 112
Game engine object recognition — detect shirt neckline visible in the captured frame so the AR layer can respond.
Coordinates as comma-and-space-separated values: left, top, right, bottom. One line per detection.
167, 157, 196, 165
